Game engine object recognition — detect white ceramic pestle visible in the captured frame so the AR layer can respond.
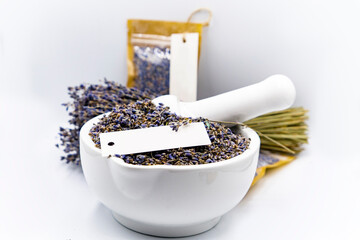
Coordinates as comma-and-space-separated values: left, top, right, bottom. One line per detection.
152, 74, 296, 122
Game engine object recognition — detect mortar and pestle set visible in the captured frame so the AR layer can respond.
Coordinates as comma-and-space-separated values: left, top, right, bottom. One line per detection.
80, 74, 296, 237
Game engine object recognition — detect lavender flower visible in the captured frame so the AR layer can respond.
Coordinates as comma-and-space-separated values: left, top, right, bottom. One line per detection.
57, 79, 157, 165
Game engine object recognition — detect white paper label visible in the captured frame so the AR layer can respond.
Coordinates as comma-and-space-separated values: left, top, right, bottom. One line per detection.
99, 122, 210, 157
170, 33, 199, 102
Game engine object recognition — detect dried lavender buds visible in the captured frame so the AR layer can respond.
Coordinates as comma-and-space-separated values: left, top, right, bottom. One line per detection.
133, 46, 170, 95
57, 79, 157, 165
89, 100, 250, 166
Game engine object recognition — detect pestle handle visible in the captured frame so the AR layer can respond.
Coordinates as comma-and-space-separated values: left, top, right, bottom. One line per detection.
179, 74, 296, 123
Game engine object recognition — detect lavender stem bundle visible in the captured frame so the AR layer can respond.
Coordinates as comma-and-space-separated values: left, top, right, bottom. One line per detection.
244, 107, 308, 154
211, 107, 308, 155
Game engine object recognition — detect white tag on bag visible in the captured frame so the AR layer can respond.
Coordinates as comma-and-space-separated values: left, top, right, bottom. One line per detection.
169, 33, 199, 102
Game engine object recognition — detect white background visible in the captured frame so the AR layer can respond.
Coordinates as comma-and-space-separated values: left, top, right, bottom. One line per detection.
0, 0, 359, 239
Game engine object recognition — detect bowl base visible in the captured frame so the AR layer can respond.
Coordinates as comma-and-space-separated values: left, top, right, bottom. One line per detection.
112, 212, 221, 237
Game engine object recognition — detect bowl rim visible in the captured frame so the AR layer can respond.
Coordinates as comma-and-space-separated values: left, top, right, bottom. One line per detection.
80, 113, 260, 171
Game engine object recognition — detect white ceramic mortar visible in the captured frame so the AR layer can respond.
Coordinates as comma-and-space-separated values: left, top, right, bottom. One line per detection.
81, 120, 259, 237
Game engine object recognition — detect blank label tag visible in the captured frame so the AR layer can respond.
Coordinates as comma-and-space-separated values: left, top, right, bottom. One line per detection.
170, 33, 199, 102
99, 122, 211, 157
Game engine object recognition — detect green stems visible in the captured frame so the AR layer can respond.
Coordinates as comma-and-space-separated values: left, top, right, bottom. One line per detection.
212, 107, 308, 155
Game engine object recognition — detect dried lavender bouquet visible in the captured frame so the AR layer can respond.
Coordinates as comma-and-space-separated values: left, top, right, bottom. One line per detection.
244, 107, 308, 155
213, 107, 308, 155
57, 79, 157, 165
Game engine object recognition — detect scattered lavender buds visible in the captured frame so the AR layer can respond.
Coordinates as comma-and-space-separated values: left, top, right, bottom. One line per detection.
89, 100, 250, 166
133, 46, 170, 95
57, 79, 157, 165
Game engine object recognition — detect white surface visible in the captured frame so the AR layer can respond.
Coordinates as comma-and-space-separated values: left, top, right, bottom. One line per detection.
99, 122, 210, 156
0, 0, 360, 239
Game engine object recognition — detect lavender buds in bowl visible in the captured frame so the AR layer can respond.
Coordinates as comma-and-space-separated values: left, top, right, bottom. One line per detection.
89, 100, 250, 166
